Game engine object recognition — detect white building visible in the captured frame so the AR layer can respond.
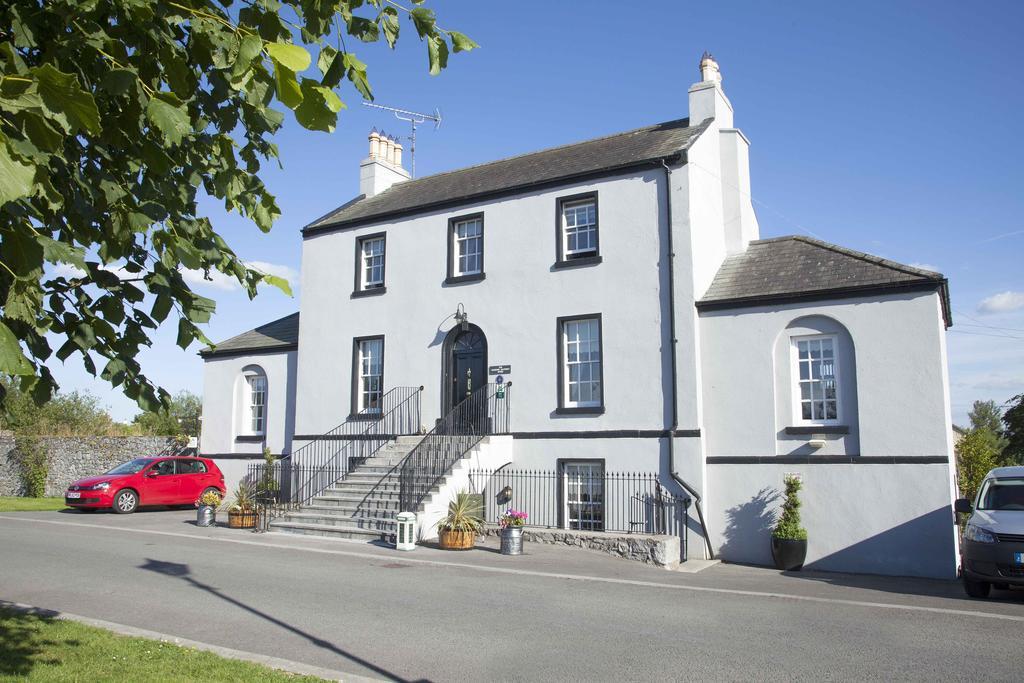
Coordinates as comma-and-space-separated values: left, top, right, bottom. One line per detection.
201, 55, 958, 578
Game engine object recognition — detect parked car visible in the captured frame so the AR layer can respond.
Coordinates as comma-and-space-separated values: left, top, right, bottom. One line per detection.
956, 466, 1024, 598
65, 456, 226, 514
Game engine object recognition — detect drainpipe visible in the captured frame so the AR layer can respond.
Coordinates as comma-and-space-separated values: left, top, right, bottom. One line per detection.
660, 158, 715, 560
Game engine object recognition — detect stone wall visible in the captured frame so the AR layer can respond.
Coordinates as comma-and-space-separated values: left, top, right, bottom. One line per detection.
482, 526, 680, 569
0, 435, 185, 497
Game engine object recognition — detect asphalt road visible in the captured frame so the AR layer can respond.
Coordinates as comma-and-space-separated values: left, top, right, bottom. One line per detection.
2, 510, 1023, 681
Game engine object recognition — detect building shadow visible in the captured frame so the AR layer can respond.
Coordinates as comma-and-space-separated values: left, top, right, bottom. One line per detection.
137, 559, 420, 682
718, 487, 779, 564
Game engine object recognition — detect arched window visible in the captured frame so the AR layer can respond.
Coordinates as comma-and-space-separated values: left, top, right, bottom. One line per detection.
239, 366, 267, 435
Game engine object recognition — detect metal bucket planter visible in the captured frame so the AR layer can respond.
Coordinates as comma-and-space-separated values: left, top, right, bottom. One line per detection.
196, 505, 216, 527
500, 526, 523, 555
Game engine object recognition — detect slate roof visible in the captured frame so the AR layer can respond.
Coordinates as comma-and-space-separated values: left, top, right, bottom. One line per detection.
200, 312, 299, 358
305, 117, 712, 233
698, 236, 951, 325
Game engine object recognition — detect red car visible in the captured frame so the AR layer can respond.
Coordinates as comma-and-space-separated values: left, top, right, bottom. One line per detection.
65, 456, 226, 514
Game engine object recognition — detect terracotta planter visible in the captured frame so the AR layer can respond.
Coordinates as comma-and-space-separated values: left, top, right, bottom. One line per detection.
228, 509, 257, 529
438, 529, 476, 550
771, 536, 807, 571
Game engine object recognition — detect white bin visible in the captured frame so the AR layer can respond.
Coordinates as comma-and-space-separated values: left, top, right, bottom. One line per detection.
395, 512, 417, 551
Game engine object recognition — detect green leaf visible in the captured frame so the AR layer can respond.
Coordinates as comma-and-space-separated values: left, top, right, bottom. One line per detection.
100, 69, 137, 96
265, 42, 311, 72
176, 318, 194, 349
33, 63, 102, 135
272, 62, 303, 109
448, 31, 480, 53
342, 53, 372, 101
0, 322, 35, 375
146, 93, 191, 145
150, 294, 173, 323
233, 34, 264, 77
294, 79, 344, 132
380, 7, 400, 48
21, 113, 63, 152
36, 236, 86, 269
0, 138, 35, 205
410, 7, 436, 38
259, 273, 293, 297
426, 34, 449, 76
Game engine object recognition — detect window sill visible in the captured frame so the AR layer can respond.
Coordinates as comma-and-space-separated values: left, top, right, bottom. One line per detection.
235, 435, 265, 442
785, 425, 850, 435
555, 406, 605, 416
347, 413, 383, 422
351, 287, 386, 299
444, 273, 486, 286
553, 255, 602, 270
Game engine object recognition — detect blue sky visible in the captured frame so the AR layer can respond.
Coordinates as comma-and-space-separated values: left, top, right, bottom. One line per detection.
54, 0, 1023, 426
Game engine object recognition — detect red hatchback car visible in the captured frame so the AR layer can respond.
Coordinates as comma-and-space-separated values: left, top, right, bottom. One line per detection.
65, 456, 226, 514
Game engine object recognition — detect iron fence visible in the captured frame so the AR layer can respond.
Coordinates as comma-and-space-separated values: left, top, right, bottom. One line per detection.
470, 467, 689, 550
398, 382, 511, 512
248, 386, 422, 522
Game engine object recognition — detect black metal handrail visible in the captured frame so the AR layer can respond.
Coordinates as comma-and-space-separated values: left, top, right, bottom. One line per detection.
249, 386, 422, 519
398, 382, 511, 512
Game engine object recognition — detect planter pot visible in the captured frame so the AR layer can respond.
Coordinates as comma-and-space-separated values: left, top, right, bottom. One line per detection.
227, 509, 257, 529
438, 529, 476, 550
196, 505, 216, 528
500, 526, 524, 556
771, 536, 807, 571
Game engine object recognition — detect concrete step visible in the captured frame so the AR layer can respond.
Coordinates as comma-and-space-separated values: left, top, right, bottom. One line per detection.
309, 495, 401, 509
269, 521, 393, 541
276, 511, 396, 530
319, 485, 431, 500
300, 504, 398, 519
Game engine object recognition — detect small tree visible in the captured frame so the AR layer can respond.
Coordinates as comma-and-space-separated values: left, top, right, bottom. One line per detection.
956, 429, 999, 503
13, 434, 48, 497
968, 399, 1009, 463
773, 475, 807, 540
1002, 394, 1024, 466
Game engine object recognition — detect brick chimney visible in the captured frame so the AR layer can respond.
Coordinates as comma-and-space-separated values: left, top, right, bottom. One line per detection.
359, 129, 410, 198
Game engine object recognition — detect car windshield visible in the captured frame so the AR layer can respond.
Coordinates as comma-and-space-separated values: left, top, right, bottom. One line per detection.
978, 477, 1024, 511
105, 458, 152, 475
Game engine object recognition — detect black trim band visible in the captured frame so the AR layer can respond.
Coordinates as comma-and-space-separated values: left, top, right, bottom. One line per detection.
785, 425, 850, 435
552, 255, 603, 270
351, 287, 386, 298
444, 273, 486, 286
706, 455, 950, 464
234, 435, 265, 443
292, 433, 403, 441
200, 344, 296, 360
512, 429, 701, 439
696, 281, 946, 316
201, 453, 282, 460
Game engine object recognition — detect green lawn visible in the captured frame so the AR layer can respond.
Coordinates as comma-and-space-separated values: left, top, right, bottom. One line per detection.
0, 497, 66, 512
0, 607, 326, 682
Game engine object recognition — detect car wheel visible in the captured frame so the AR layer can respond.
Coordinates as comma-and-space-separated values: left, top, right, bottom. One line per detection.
964, 578, 991, 599
113, 489, 139, 514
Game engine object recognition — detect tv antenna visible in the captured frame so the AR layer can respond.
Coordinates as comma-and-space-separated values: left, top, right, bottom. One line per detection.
362, 102, 442, 178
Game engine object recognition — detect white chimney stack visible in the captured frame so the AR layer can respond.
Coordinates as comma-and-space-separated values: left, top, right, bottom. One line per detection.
688, 51, 733, 127
359, 130, 410, 198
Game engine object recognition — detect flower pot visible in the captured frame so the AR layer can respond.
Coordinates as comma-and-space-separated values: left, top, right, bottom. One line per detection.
500, 526, 523, 555
771, 536, 807, 571
438, 529, 476, 550
228, 509, 257, 529
196, 505, 216, 527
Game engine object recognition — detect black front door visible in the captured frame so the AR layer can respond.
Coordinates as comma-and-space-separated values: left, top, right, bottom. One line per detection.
451, 329, 486, 409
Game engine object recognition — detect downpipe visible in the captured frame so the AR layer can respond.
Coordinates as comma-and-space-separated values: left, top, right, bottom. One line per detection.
661, 159, 715, 560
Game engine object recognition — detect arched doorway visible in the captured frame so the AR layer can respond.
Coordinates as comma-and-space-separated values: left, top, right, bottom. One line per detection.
442, 324, 488, 410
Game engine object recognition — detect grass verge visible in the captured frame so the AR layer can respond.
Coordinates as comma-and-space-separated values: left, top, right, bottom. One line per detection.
0, 607, 326, 682
0, 497, 66, 512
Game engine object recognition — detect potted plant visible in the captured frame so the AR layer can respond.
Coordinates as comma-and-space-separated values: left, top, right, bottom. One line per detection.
436, 490, 484, 550
195, 489, 222, 527
498, 508, 528, 556
771, 475, 808, 570
227, 483, 257, 529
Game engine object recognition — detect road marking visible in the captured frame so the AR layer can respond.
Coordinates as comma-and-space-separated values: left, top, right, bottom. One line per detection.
0, 599, 381, 682
3, 514, 1023, 623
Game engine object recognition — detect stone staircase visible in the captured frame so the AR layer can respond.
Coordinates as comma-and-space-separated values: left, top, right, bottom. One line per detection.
268, 436, 433, 541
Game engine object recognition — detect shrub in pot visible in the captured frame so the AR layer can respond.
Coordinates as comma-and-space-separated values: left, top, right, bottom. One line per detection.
771, 475, 808, 571
436, 490, 484, 550
227, 482, 257, 529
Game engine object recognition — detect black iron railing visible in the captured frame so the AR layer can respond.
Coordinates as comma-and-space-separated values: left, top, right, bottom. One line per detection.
249, 386, 422, 520
398, 382, 511, 512
470, 467, 689, 550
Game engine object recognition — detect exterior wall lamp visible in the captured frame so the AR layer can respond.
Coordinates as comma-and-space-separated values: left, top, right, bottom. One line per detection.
454, 303, 469, 331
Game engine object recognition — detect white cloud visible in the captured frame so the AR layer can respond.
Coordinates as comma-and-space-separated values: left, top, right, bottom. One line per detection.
978, 291, 1024, 314
909, 262, 940, 273
181, 261, 298, 293
51, 263, 87, 279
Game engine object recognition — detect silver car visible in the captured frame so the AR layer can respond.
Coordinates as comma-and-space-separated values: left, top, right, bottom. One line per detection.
956, 466, 1024, 598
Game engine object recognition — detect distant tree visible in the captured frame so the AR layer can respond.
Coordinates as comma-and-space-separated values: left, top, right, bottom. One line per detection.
1003, 394, 1024, 466
0, 375, 122, 435
968, 399, 1009, 463
133, 390, 202, 436
955, 429, 1000, 503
